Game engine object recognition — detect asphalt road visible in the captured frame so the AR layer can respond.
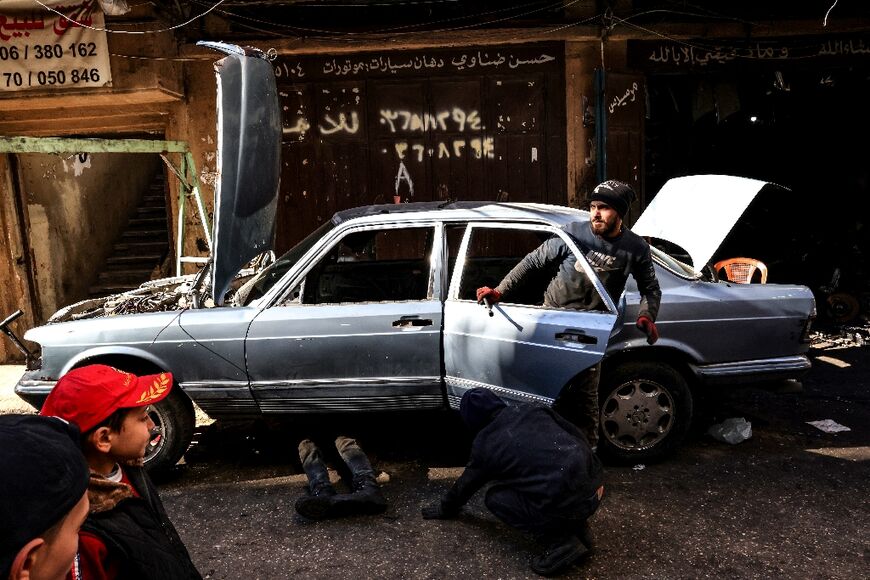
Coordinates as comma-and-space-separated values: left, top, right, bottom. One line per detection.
2, 338, 868, 579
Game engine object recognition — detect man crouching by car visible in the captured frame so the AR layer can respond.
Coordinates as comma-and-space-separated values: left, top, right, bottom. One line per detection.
421, 388, 604, 577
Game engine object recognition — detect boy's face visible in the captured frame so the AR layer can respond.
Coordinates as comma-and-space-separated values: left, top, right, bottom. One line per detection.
110, 406, 155, 461
23, 491, 89, 580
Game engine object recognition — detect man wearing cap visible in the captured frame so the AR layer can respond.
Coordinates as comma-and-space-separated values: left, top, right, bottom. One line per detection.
421, 388, 604, 576
476, 180, 662, 448
1, 414, 90, 580
40, 364, 201, 580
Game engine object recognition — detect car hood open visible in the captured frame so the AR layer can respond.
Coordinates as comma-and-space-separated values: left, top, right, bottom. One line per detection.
199, 42, 282, 305
632, 174, 776, 269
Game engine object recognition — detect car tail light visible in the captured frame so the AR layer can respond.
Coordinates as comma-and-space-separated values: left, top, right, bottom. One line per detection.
800, 311, 816, 344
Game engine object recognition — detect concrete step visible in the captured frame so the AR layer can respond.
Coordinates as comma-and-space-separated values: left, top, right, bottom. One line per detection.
128, 217, 168, 228
112, 241, 169, 254
140, 195, 166, 208
135, 206, 166, 217
121, 228, 168, 240
106, 254, 163, 266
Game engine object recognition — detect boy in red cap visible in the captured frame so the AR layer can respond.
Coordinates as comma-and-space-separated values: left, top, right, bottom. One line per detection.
40, 364, 201, 580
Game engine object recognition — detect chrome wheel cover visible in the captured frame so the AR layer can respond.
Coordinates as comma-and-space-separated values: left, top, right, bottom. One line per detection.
601, 377, 675, 451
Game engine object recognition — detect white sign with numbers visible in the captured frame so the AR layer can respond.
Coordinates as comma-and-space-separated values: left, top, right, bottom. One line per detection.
0, 0, 112, 92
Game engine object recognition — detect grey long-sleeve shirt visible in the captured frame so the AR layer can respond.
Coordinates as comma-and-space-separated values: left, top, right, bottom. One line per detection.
495, 223, 661, 321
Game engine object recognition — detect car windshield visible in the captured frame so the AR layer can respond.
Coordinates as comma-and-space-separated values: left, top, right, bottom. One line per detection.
235, 221, 336, 305
650, 244, 701, 279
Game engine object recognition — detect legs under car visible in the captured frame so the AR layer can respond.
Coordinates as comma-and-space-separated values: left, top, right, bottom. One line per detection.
294, 436, 387, 520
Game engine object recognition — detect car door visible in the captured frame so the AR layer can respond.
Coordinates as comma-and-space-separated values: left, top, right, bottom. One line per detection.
443, 222, 618, 407
245, 222, 445, 413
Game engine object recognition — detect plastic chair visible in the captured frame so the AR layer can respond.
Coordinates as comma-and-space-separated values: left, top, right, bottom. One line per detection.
714, 257, 768, 284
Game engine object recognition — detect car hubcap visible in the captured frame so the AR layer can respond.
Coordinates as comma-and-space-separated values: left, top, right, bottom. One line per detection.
601, 378, 675, 451
145, 406, 167, 465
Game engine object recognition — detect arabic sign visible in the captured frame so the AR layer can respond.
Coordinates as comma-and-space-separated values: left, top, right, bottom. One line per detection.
0, 0, 111, 92
273, 44, 562, 82
628, 35, 870, 71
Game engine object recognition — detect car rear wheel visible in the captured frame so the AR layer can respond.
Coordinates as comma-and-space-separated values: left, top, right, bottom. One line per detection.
144, 387, 195, 473
598, 361, 693, 463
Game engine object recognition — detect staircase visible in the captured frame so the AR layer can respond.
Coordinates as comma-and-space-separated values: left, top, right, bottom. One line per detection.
88, 172, 170, 297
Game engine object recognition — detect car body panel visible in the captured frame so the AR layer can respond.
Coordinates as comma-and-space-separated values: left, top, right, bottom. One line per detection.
205, 43, 282, 305
613, 259, 814, 382
444, 222, 617, 406
632, 174, 770, 270
246, 300, 444, 412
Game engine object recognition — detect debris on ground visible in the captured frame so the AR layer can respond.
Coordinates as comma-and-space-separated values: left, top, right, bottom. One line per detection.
707, 417, 752, 444
632, 464, 645, 471
806, 419, 851, 433
809, 321, 870, 350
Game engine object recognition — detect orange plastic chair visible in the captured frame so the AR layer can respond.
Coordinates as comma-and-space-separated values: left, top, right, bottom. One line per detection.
714, 257, 768, 284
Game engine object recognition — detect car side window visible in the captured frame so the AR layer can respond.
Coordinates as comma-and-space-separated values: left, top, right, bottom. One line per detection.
456, 227, 556, 306
456, 226, 602, 309
299, 227, 434, 304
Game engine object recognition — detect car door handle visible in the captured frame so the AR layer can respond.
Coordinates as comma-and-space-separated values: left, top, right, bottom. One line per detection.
392, 317, 433, 328
555, 330, 597, 345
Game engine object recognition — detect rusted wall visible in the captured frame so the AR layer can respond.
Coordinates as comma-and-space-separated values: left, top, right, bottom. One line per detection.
566, 41, 599, 208
17, 152, 160, 315
0, 155, 37, 362
172, 42, 578, 260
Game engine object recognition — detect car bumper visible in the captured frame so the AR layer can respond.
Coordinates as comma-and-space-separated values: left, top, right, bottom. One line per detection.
14, 369, 56, 409
691, 354, 811, 385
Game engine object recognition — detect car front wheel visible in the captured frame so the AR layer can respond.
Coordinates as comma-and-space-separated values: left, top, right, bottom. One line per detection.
598, 361, 693, 463
144, 387, 195, 473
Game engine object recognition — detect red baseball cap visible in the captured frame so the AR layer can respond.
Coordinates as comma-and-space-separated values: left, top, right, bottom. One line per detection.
40, 364, 173, 433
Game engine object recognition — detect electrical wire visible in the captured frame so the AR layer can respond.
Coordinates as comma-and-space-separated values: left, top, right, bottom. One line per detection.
31, 0, 228, 34
824, 0, 839, 27
190, 0, 584, 39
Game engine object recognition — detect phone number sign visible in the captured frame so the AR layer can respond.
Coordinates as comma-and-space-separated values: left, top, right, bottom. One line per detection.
0, 0, 112, 92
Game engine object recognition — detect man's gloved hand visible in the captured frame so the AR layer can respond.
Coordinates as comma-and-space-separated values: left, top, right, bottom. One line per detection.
636, 315, 659, 345
421, 501, 459, 520
476, 286, 502, 305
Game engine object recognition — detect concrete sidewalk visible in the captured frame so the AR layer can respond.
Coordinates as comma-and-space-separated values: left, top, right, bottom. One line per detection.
0, 365, 31, 414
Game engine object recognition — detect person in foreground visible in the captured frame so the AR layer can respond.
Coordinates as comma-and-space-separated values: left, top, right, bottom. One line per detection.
421, 388, 604, 577
476, 180, 662, 448
40, 364, 201, 580
1, 414, 90, 580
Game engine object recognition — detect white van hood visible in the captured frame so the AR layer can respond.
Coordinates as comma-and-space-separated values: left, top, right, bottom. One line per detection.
632, 175, 772, 269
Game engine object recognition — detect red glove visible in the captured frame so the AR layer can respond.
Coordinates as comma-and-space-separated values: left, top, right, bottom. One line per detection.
476, 286, 502, 305
636, 315, 659, 345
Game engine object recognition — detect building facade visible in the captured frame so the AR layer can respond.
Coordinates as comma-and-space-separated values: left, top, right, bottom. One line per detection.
1, 1, 868, 360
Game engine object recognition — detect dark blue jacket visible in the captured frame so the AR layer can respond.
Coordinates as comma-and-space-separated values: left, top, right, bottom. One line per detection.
443, 404, 603, 517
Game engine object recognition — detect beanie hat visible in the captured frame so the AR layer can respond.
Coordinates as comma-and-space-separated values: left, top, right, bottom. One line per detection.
0, 414, 89, 577
41, 364, 173, 433
590, 180, 636, 218
459, 388, 507, 432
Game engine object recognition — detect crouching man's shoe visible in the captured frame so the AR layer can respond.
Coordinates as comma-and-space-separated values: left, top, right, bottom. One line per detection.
530, 535, 590, 577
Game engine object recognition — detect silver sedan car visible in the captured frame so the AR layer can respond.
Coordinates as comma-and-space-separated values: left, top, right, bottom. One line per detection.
7, 45, 815, 469
14, 191, 815, 469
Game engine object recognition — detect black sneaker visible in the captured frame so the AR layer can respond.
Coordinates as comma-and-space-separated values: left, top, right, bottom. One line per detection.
294, 487, 387, 520
329, 486, 387, 516
294, 494, 337, 520
530, 535, 589, 577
